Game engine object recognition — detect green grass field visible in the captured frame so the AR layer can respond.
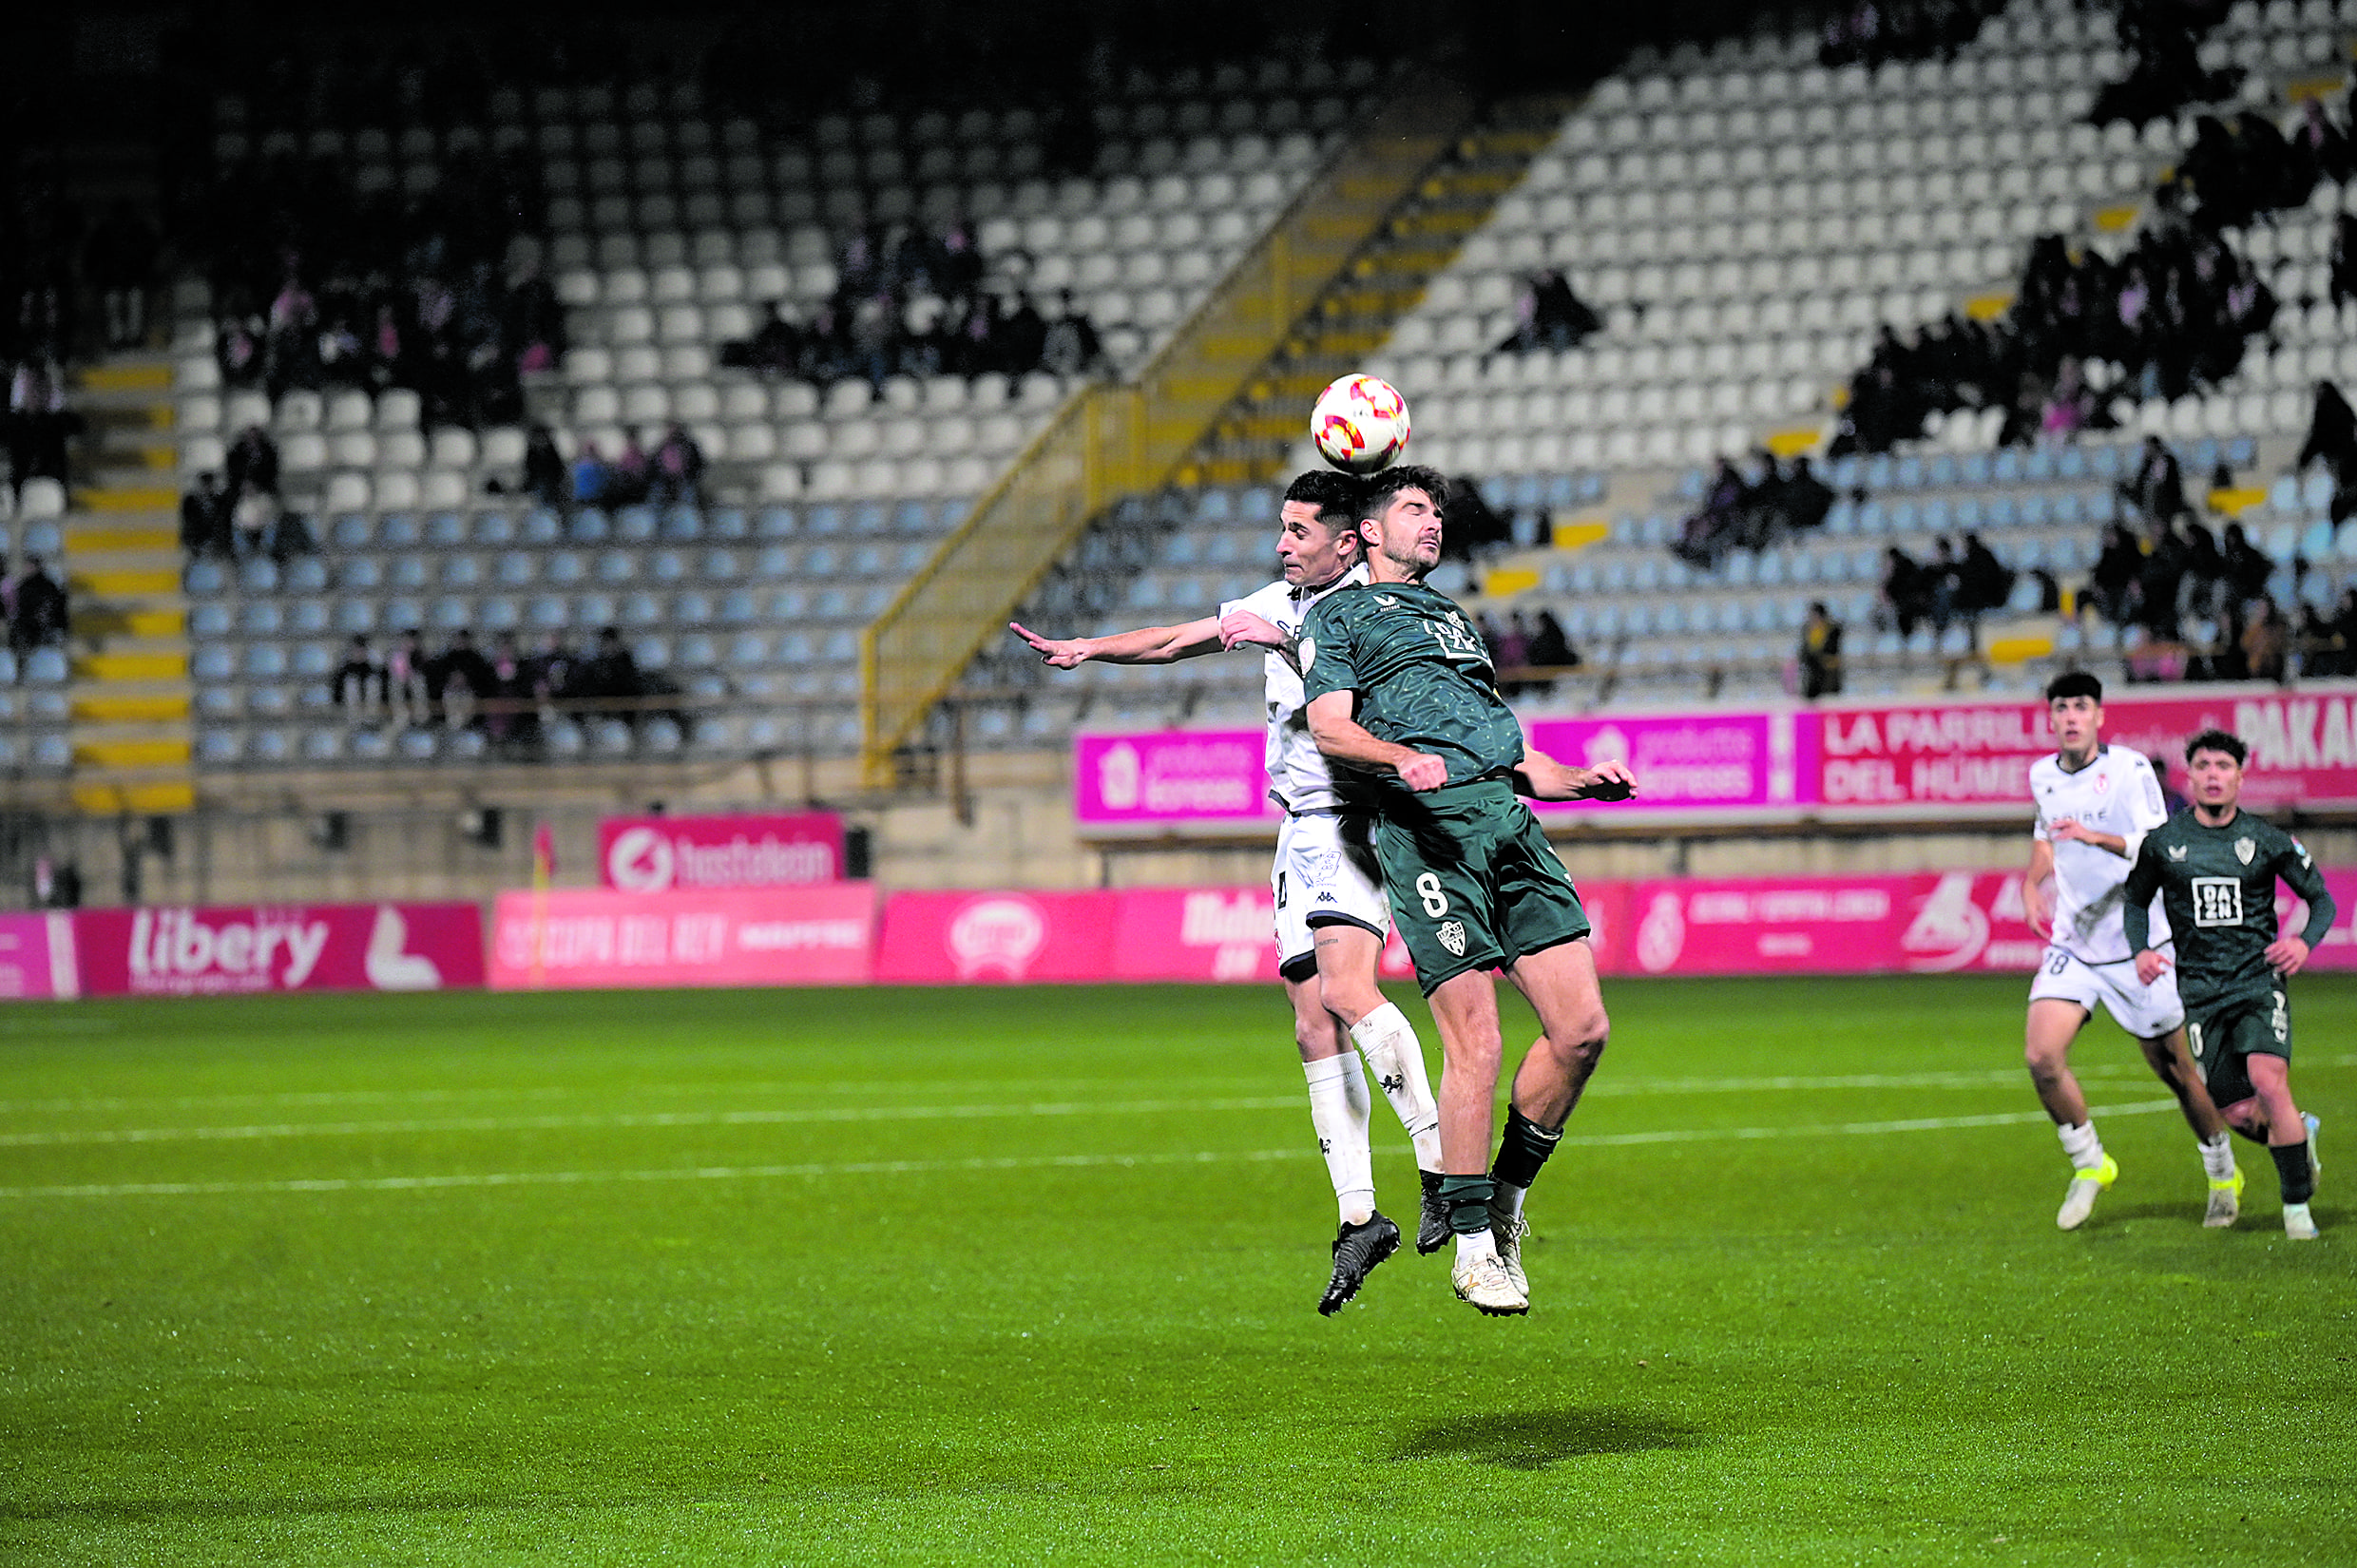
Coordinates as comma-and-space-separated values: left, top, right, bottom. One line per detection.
2, 975, 2351, 1566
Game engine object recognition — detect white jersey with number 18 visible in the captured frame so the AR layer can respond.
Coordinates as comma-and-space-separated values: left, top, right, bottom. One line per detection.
2030, 744, 2172, 965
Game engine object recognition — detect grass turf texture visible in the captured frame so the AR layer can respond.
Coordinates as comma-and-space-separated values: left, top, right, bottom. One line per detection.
1, 976, 2351, 1567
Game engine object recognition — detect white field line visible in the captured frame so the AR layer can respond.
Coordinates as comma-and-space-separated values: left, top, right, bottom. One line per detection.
0, 1099, 2187, 1200
0, 1096, 1308, 1148
7, 1054, 2303, 1138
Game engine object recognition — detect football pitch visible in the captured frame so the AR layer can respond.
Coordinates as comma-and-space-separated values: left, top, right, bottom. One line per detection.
2, 975, 2351, 1566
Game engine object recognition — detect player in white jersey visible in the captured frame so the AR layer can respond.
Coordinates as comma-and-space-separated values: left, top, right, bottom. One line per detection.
1008, 470, 1446, 1313
2021, 672, 2236, 1231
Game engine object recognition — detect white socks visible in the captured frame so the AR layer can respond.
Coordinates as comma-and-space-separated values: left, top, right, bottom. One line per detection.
2200, 1132, 2237, 1181
1491, 1179, 1527, 1224
1303, 1053, 1375, 1226
2059, 1119, 2105, 1171
1350, 1003, 1444, 1172
1454, 1227, 1498, 1265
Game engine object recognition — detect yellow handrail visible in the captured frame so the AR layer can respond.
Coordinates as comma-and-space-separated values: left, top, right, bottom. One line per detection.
860, 84, 1478, 780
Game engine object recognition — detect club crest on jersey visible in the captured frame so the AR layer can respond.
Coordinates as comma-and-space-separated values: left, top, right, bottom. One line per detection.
1297, 636, 1314, 672
2167, 844, 2188, 860
1437, 919, 1466, 957
2235, 837, 2255, 865
1301, 849, 1342, 887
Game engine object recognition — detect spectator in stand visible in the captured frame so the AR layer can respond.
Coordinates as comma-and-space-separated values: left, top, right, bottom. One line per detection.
1525, 607, 1576, 673
2220, 521, 2273, 602
230, 484, 277, 560
1798, 601, 1845, 699
486, 631, 534, 748
2292, 96, 2352, 190
223, 424, 278, 510
1957, 531, 2015, 619
2242, 595, 2290, 683
580, 625, 643, 724
610, 432, 650, 506
649, 423, 703, 507
180, 472, 229, 558
387, 629, 431, 729
523, 424, 565, 508
433, 629, 495, 731
332, 634, 384, 716
2089, 2, 2238, 127
1675, 457, 1751, 567
570, 441, 611, 507
2135, 518, 2189, 639
2297, 382, 2357, 523
2181, 512, 2226, 618
217, 316, 264, 389
2090, 523, 2146, 624
1880, 545, 1931, 638
1926, 536, 1964, 634
1041, 291, 1106, 377
9, 557, 67, 655
8, 358, 75, 498
2119, 435, 2188, 525
1499, 269, 1602, 354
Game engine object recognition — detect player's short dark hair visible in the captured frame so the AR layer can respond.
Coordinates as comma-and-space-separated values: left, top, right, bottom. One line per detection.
2044, 670, 2103, 704
1360, 464, 1449, 524
1282, 469, 1366, 533
2184, 728, 2247, 766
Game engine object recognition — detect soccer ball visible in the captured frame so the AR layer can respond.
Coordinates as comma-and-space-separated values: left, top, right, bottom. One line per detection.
1311, 373, 1410, 474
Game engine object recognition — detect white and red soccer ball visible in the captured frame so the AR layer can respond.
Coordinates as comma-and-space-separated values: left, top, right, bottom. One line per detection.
1311, 373, 1410, 474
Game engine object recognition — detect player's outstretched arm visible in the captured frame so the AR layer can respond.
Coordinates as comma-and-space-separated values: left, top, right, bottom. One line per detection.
1007, 616, 1221, 669
1512, 748, 1636, 802
1305, 690, 1447, 791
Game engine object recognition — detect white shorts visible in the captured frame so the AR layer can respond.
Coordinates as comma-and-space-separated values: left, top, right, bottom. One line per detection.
2028, 947, 2185, 1039
1272, 812, 1391, 979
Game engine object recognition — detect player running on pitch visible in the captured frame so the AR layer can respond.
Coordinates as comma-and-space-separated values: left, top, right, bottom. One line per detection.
2124, 730, 2332, 1240
1302, 465, 1635, 1317
1008, 469, 1447, 1314
2021, 671, 2236, 1230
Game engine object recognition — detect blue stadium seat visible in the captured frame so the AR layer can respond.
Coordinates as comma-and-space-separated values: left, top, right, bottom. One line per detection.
447, 729, 487, 761
331, 514, 374, 550
521, 508, 564, 545
496, 552, 535, 586
674, 590, 713, 623
577, 593, 617, 627
475, 511, 515, 545
391, 556, 430, 590
591, 717, 635, 755
719, 589, 757, 622
2053, 447, 2087, 482
351, 728, 393, 762
290, 598, 331, 636
442, 555, 483, 588
197, 729, 241, 765
891, 500, 932, 533
250, 727, 292, 763
570, 508, 612, 544
528, 596, 569, 628
709, 507, 750, 541
380, 514, 422, 547
300, 726, 345, 763
661, 506, 704, 541
426, 512, 468, 547
190, 602, 232, 637
804, 505, 844, 536
622, 592, 664, 625
397, 727, 438, 761
481, 597, 520, 632
546, 717, 585, 757
284, 556, 329, 593
184, 558, 228, 596
756, 506, 798, 539
701, 548, 739, 580
851, 503, 889, 536
547, 551, 587, 585
595, 550, 637, 584
616, 505, 659, 543
25, 646, 67, 684
650, 549, 686, 583
239, 558, 279, 593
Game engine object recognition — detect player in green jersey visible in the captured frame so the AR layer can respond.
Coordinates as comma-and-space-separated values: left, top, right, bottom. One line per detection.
1301, 465, 1637, 1316
2123, 730, 2333, 1239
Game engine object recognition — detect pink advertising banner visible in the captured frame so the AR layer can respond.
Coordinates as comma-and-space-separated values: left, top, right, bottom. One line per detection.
1072, 731, 1279, 831
1807, 688, 2357, 816
1076, 683, 2357, 831
597, 812, 844, 891
1525, 711, 1807, 815
0, 913, 76, 1001
489, 884, 874, 990
73, 903, 484, 998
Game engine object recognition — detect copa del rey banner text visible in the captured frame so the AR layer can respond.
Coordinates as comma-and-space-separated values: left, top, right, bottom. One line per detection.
1072, 683, 2357, 831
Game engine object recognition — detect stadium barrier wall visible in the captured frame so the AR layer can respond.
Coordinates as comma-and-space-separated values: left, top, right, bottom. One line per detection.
12, 871, 2356, 1000
71, 902, 484, 998
597, 812, 846, 892
1072, 683, 2357, 834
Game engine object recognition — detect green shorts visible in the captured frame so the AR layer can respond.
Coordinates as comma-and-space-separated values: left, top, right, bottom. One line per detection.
2185, 989, 2291, 1109
1370, 776, 1590, 994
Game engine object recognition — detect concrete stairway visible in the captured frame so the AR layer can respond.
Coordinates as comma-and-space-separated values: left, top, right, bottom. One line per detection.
1178, 94, 1581, 488
64, 355, 194, 814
